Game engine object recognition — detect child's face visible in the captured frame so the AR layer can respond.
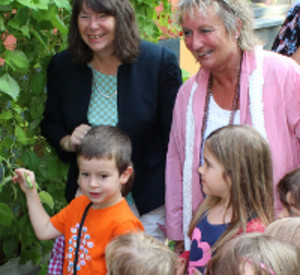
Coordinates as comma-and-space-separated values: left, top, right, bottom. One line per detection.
278, 191, 300, 218
198, 145, 231, 201
77, 155, 131, 209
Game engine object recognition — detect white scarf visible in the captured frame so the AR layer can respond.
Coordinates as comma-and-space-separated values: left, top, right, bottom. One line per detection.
183, 46, 267, 249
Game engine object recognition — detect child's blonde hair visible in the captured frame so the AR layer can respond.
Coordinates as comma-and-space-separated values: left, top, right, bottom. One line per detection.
265, 217, 300, 254
189, 125, 274, 250
206, 232, 300, 275
105, 232, 178, 275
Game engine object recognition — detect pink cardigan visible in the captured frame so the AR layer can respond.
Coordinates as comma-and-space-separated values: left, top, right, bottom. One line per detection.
165, 49, 300, 241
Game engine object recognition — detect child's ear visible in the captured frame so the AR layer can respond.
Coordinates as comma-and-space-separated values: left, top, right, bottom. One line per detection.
120, 166, 133, 185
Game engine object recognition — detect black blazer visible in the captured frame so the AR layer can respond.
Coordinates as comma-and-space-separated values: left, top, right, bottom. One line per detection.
40, 41, 182, 215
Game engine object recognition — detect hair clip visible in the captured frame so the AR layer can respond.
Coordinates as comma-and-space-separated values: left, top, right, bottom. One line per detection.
244, 258, 276, 275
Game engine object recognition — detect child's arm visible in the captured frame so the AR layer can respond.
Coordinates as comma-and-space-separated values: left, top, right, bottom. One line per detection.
12, 168, 61, 240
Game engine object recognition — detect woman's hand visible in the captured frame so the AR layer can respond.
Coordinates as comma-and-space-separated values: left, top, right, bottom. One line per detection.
60, 124, 91, 152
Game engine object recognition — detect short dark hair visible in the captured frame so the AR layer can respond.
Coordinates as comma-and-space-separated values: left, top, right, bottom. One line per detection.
68, 0, 140, 64
277, 166, 300, 209
77, 125, 134, 196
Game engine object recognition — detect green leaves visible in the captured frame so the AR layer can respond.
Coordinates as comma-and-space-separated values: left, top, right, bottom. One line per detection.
0, 203, 14, 227
0, 74, 20, 100
4, 50, 30, 71
39, 191, 54, 209
16, 0, 49, 10
53, 0, 71, 10
0, 0, 176, 268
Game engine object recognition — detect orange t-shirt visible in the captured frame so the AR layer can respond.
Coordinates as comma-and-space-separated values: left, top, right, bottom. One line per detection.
51, 195, 144, 275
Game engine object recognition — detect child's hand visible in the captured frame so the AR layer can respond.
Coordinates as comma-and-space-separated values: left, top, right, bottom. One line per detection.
12, 168, 37, 193
176, 257, 188, 275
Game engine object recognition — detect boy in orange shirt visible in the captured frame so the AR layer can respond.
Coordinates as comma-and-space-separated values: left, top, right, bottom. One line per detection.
13, 125, 144, 275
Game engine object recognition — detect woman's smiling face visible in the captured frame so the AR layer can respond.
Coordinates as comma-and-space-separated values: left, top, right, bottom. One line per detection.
181, 6, 238, 73
78, 2, 116, 57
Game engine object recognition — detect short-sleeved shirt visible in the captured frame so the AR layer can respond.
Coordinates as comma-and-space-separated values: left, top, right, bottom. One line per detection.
51, 195, 144, 275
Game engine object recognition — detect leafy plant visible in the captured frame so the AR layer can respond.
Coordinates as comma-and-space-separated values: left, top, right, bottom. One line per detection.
0, 1, 71, 271
0, 0, 177, 273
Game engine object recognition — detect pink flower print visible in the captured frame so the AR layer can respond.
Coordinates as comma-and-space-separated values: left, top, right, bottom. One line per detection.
188, 227, 212, 273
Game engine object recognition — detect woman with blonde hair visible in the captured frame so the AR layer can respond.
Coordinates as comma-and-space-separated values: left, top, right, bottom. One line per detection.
206, 232, 300, 275
165, 0, 300, 254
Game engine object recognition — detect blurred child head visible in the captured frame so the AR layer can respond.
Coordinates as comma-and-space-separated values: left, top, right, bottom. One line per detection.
105, 232, 179, 275
77, 125, 134, 205
265, 217, 300, 254
206, 232, 300, 275
277, 166, 300, 218
190, 125, 274, 248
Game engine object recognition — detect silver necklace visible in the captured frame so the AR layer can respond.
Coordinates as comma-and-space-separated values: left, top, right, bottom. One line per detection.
93, 80, 117, 99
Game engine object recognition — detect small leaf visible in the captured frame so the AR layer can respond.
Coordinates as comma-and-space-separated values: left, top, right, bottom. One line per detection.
5, 50, 30, 70
16, 0, 38, 10
39, 191, 54, 209
2, 137, 13, 149
2, 238, 19, 260
0, 203, 14, 227
0, 176, 12, 192
0, 15, 5, 31
51, 13, 69, 35
53, 0, 71, 10
0, 110, 13, 120
0, 0, 13, 4
15, 125, 28, 145
0, 73, 20, 100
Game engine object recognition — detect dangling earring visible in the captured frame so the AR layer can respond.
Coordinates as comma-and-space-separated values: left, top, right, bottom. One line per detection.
235, 35, 239, 39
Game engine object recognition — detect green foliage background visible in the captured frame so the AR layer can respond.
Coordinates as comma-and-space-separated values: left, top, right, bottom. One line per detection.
0, 0, 176, 273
